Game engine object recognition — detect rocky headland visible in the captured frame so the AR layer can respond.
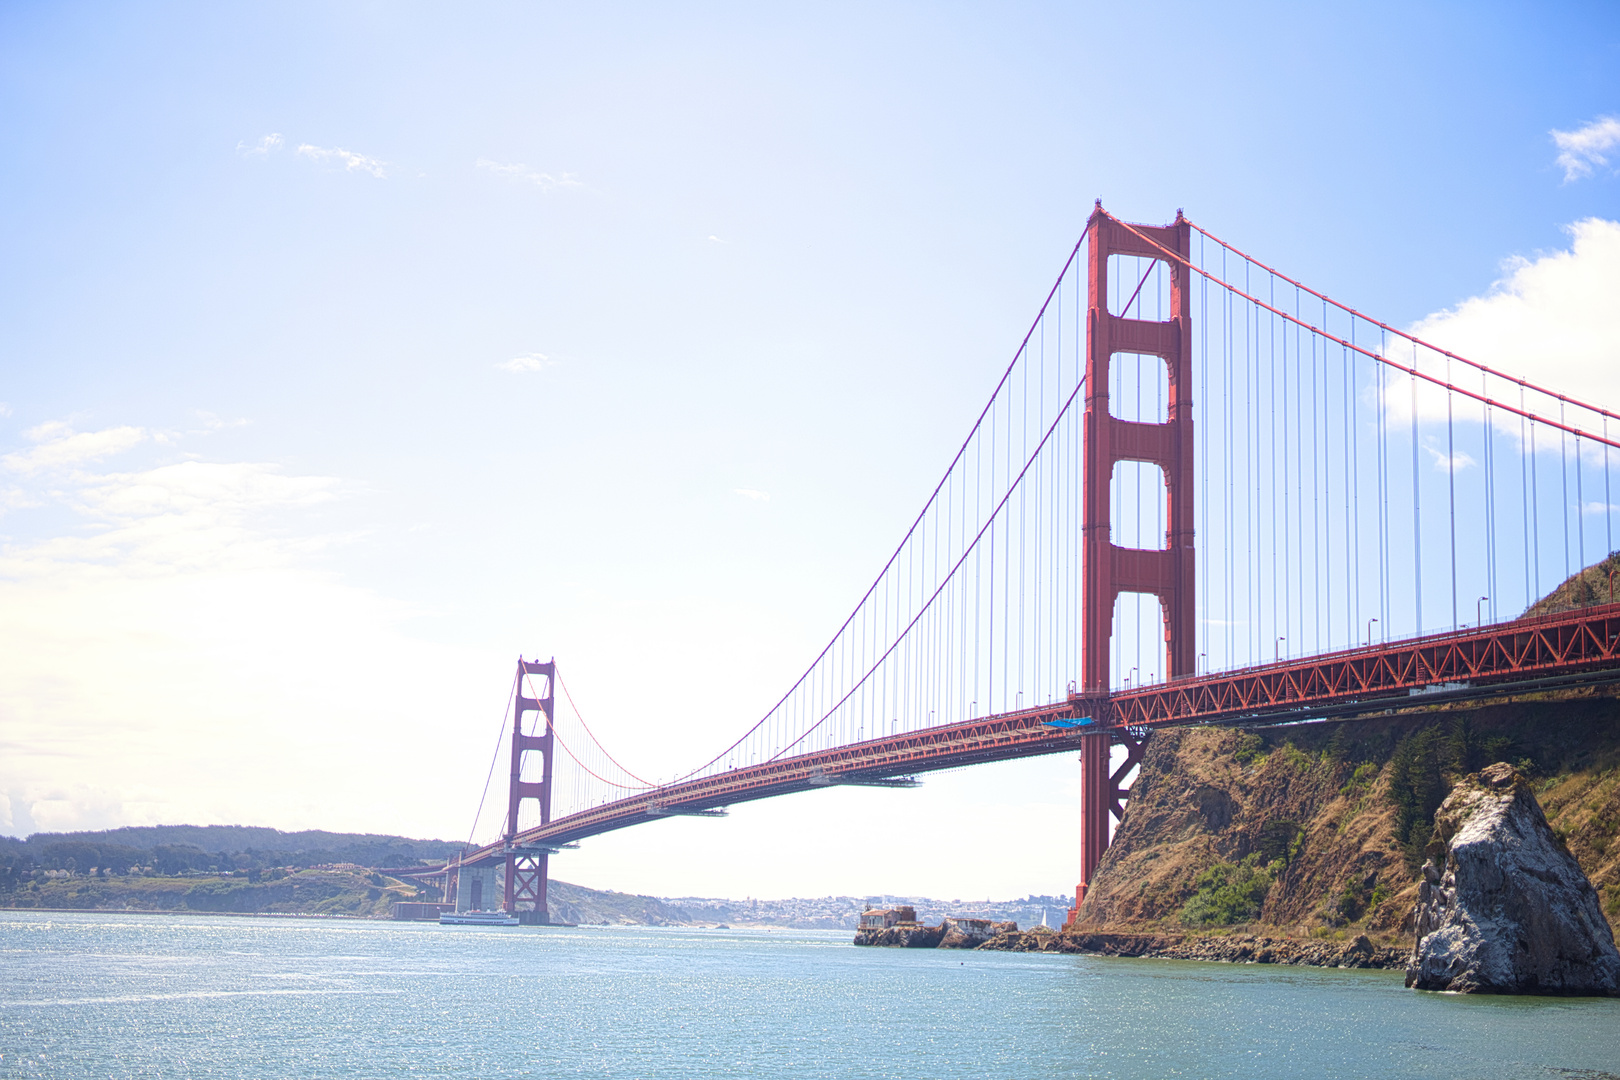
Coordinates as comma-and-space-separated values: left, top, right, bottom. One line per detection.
1020, 680, 1620, 971
854, 917, 1018, 949
1406, 762, 1620, 994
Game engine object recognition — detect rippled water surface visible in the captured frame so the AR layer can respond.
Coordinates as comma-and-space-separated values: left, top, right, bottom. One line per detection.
3, 912, 1619, 1078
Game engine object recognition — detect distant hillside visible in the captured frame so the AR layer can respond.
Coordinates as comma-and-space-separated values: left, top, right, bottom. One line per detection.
3, 866, 420, 917
1524, 550, 1620, 618
0, 825, 462, 877
549, 881, 711, 926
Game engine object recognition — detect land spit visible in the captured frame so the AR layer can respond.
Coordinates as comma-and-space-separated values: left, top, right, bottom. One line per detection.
978, 928, 1404, 968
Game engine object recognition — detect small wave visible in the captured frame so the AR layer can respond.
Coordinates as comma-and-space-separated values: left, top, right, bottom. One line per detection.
3, 988, 402, 1007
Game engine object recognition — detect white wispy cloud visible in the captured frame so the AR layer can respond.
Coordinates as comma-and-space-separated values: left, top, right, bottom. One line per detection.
707, 235, 727, 244
1378, 218, 1620, 433
496, 353, 555, 374
0, 402, 12, 418
5, 461, 341, 576
1552, 117, 1620, 182
1423, 444, 1477, 474
733, 488, 770, 501
0, 444, 489, 840
237, 133, 284, 157
297, 143, 387, 178
476, 158, 581, 192
2, 422, 146, 475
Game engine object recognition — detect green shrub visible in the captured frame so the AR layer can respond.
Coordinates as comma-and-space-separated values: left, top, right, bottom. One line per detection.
1324, 726, 1349, 764
1234, 733, 1265, 766
1275, 741, 1314, 773
1387, 721, 1534, 868
1340, 761, 1379, 797
1255, 820, 1305, 866
1387, 726, 1450, 866
1178, 854, 1275, 927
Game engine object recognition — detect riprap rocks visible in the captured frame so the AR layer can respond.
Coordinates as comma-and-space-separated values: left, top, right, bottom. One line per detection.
1406, 762, 1620, 995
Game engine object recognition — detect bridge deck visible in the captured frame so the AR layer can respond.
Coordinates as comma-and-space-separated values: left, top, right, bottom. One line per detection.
456, 603, 1620, 865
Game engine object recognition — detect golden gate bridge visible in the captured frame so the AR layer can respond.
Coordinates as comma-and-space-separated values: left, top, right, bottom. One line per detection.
425, 204, 1620, 926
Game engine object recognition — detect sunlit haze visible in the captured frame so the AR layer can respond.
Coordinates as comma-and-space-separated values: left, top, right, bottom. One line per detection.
2, 1, 1618, 901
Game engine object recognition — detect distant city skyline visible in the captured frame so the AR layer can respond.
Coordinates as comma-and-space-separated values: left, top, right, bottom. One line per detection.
2, 1, 1618, 900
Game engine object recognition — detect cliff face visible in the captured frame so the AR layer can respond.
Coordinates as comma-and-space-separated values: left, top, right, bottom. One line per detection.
1073, 697, 1620, 947
1075, 725, 1413, 939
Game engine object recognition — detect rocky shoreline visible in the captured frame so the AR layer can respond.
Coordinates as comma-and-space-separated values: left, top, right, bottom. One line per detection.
978, 929, 1404, 969
854, 919, 1018, 949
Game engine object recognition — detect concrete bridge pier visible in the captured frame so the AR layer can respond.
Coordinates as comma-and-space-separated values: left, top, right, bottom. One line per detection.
456, 861, 499, 912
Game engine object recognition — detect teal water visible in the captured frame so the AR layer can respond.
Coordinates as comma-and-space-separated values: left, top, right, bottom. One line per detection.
2, 912, 1618, 1079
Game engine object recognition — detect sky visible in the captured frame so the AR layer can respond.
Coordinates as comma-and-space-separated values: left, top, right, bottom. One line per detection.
2, 0, 1618, 902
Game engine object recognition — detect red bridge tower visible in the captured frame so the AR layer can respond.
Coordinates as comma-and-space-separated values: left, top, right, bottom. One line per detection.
504, 657, 556, 924
1069, 205, 1194, 926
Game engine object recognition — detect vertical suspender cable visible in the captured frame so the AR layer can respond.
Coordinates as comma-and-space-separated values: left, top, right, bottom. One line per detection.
1201, 234, 1209, 670
1521, 387, 1532, 608
1273, 276, 1282, 656
1607, 416, 1614, 561
1446, 356, 1458, 630
1411, 342, 1422, 635
1348, 331, 1359, 645
1379, 332, 1390, 635
1561, 403, 1571, 581
1484, 371, 1496, 623
1316, 308, 1326, 652
1577, 431, 1586, 574
1531, 412, 1541, 600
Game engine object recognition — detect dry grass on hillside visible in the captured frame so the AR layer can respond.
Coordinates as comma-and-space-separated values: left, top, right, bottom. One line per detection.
1076, 697, 1620, 946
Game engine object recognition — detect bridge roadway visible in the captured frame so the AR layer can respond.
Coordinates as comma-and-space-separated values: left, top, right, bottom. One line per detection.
457, 602, 1620, 865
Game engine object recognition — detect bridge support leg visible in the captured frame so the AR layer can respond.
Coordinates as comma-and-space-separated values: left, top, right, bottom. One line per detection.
1068, 204, 1193, 929
506, 850, 549, 925
1067, 727, 1148, 924
1071, 731, 1111, 922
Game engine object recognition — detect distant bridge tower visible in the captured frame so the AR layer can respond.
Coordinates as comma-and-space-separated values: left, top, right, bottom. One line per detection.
1069, 205, 1193, 926
504, 657, 556, 924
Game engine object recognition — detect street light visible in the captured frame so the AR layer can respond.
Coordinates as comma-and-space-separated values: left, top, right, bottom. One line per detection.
1477, 596, 1489, 628
1276, 637, 1286, 663
1366, 617, 1379, 646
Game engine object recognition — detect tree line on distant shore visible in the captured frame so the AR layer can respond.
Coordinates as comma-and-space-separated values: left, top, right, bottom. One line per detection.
0, 825, 460, 893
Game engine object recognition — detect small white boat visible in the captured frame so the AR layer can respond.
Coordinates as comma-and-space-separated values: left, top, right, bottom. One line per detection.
439, 909, 520, 926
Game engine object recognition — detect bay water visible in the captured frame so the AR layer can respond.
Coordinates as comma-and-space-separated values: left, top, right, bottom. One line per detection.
3, 911, 1618, 1078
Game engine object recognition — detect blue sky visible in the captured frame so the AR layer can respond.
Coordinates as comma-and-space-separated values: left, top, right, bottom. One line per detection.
2, 1, 1617, 900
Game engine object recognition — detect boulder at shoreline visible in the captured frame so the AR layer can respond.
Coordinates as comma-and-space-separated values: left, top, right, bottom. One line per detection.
1406, 762, 1620, 995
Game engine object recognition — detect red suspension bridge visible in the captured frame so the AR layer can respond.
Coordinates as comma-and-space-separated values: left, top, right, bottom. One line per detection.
431, 204, 1620, 926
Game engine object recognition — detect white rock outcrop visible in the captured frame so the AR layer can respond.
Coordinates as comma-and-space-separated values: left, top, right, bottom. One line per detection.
1406, 762, 1620, 995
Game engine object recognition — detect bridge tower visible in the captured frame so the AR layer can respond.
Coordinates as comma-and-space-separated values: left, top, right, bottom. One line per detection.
1069, 205, 1194, 926
504, 657, 556, 924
